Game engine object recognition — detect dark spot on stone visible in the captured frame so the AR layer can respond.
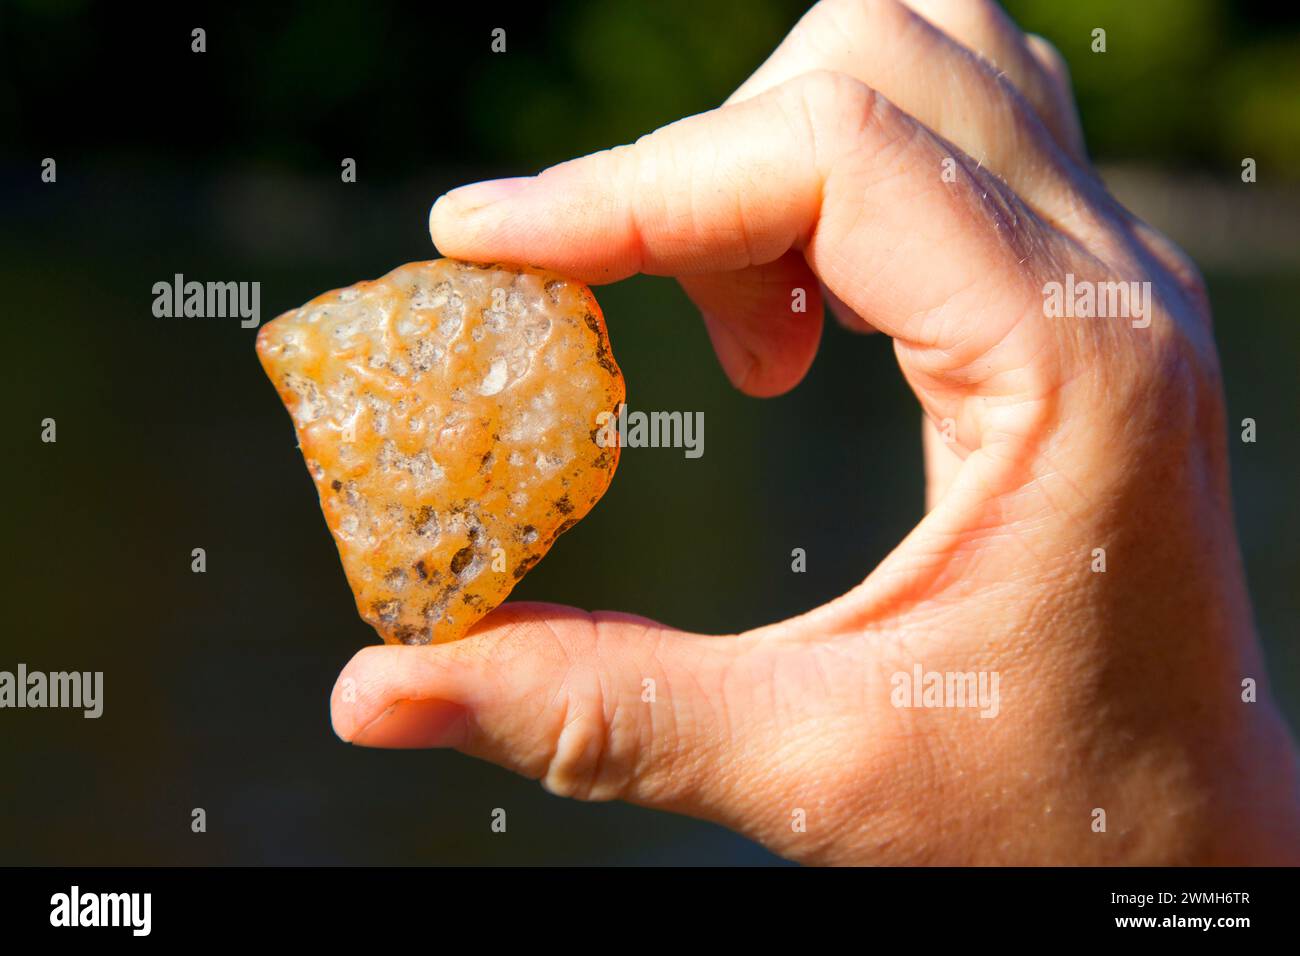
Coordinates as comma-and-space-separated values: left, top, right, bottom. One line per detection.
593, 450, 613, 470
583, 312, 620, 377
512, 554, 541, 581
331, 479, 342, 491
410, 505, 439, 539
384, 567, 407, 588
548, 519, 577, 544
413, 559, 428, 581
450, 546, 475, 576
554, 495, 574, 516
395, 624, 431, 645
371, 599, 402, 625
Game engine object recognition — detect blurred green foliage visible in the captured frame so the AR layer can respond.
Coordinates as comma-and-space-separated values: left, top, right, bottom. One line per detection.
466, 0, 794, 164
459, 0, 1300, 175
1006, 0, 1300, 173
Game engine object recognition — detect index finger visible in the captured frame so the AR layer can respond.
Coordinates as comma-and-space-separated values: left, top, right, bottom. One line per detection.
429, 70, 1047, 359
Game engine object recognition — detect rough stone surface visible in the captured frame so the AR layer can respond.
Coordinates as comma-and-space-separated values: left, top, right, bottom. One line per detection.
257, 259, 624, 645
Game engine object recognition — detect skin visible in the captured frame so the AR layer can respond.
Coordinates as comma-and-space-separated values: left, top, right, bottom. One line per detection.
329, 0, 1300, 864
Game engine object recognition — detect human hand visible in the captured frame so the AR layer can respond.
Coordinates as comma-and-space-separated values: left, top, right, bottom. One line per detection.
330, 0, 1300, 864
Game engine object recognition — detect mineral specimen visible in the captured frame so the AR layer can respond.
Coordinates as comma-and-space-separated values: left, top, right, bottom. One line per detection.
256, 259, 624, 645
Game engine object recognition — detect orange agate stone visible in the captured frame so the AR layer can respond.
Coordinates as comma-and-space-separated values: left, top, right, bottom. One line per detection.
257, 259, 624, 644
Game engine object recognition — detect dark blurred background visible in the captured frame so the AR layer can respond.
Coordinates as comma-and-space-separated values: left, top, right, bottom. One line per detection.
0, 0, 1296, 864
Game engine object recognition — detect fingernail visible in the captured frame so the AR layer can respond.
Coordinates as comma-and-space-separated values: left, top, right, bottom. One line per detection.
348, 699, 468, 749
436, 177, 532, 216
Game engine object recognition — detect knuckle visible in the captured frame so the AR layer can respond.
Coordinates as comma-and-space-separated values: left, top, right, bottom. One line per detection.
540, 689, 608, 800
786, 67, 875, 118
781, 68, 898, 168
1151, 236, 1211, 320
539, 670, 637, 802
968, 0, 1012, 36
1027, 33, 1069, 78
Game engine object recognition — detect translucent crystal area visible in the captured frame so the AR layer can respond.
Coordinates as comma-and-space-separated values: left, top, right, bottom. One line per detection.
257, 259, 624, 644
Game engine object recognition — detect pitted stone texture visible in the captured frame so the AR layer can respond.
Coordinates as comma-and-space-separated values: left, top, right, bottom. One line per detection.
257, 259, 623, 645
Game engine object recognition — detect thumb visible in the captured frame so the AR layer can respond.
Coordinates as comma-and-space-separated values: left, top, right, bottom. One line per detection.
330, 602, 751, 812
